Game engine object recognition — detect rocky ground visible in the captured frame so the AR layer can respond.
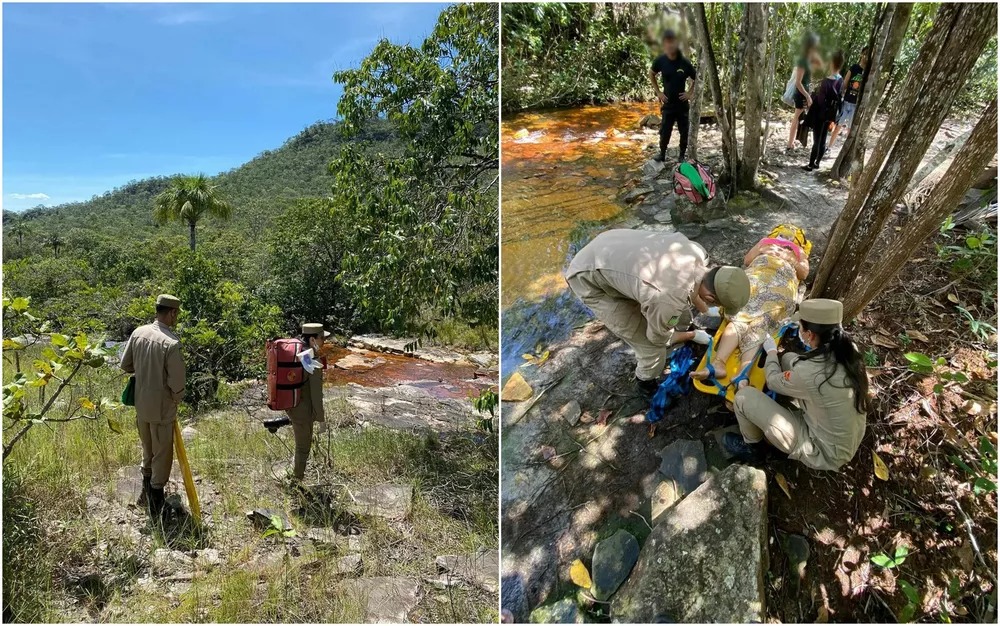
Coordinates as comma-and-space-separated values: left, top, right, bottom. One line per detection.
500, 110, 995, 623
27, 340, 500, 624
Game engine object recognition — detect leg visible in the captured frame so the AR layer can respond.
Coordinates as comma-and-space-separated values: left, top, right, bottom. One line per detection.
291, 418, 314, 480
787, 108, 803, 148
676, 108, 690, 162
808, 126, 821, 168
137, 419, 153, 480
733, 387, 802, 453
690, 323, 739, 380
828, 123, 842, 148
659, 108, 676, 159
149, 422, 174, 489
816, 125, 829, 164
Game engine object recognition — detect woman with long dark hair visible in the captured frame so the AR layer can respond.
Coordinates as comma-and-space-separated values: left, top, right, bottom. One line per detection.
724, 299, 869, 470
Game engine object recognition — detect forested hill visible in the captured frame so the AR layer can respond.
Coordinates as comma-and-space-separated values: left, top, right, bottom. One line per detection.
3, 118, 398, 238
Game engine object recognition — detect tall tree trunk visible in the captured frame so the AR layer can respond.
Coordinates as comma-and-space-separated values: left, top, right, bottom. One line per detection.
692, 2, 736, 187
736, 3, 767, 189
814, 2, 960, 294
813, 3, 997, 301
189, 222, 197, 251
685, 5, 708, 161
829, 3, 912, 182
759, 3, 779, 163
843, 98, 997, 320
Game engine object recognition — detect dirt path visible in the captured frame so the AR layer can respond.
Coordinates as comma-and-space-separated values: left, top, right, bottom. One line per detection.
500, 109, 984, 621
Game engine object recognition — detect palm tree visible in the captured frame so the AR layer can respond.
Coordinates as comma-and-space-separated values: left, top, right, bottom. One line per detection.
152, 174, 234, 251
46, 233, 64, 257
7, 220, 31, 248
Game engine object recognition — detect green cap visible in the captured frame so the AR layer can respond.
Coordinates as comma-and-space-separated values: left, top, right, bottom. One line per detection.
713, 267, 751, 312
792, 299, 843, 325
155, 294, 181, 309
302, 323, 331, 338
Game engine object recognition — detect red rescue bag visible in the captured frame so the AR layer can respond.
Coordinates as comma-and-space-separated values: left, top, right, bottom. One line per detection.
266, 338, 305, 411
673, 160, 717, 204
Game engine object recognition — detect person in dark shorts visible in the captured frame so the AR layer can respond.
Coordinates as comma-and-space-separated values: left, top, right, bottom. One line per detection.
803, 51, 844, 171
787, 33, 821, 151
649, 29, 697, 163
829, 47, 869, 149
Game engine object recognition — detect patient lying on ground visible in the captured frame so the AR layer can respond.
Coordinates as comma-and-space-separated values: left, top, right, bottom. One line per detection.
690, 227, 810, 382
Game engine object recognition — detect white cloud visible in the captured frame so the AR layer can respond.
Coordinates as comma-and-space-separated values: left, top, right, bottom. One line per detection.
9, 193, 50, 201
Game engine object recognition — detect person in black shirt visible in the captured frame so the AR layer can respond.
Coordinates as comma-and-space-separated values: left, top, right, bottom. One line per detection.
829, 47, 869, 149
803, 51, 844, 171
649, 29, 697, 163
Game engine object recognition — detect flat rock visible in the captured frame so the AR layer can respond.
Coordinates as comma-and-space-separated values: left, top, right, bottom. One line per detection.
181, 426, 199, 443
151, 549, 194, 577
334, 353, 385, 371
529, 597, 583, 624
305, 527, 340, 544
556, 400, 582, 427
638, 202, 660, 216
348, 483, 413, 520
653, 209, 672, 223
435, 549, 499, 593
612, 464, 769, 623
338, 577, 421, 623
335, 553, 362, 575
194, 548, 221, 570
349, 334, 419, 355
650, 479, 681, 525
591, 529, 639, 601
642, 159, 666, 179
623, 185, 655, 203
658, 439, 708, 496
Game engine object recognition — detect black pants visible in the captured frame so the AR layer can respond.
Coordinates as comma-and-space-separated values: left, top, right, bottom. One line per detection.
660, 104, 690, 161
809, 123, 829, 167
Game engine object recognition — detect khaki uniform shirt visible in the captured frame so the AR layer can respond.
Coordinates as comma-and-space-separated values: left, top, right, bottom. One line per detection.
120, 321, 185, 424
763, 352, 867, 470
286, 350, 326, 424
566, 229, 708, 345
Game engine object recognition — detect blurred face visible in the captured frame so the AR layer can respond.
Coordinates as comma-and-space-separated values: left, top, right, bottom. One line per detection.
662, 37, 678, 56
798, 322, 819, 348
309, 334, 325, 351
164, 308, 180, 327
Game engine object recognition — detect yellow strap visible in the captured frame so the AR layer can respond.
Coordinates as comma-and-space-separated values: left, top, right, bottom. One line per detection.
173, 421, 201, 522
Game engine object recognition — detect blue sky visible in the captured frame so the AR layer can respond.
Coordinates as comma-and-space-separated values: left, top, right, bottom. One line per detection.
2, 2, 449, 211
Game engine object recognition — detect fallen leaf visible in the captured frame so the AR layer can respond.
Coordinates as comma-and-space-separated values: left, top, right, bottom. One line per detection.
539, 445, 556, 462
597, 408, 612, 426
872, 334, 899, 349
569, 559, 593, 589
965, 400, 983, 416
775, 473, 793, 499
579, 411, 595, 424
501, 372, 534, 402
947, 293, 960, 304
873, 451, 890, 481
816, 604, 830, 623
919, 399, 937, 418
906, 330, 930, 343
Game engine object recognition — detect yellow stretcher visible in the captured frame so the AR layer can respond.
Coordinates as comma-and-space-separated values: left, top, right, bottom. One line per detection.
173, 421, 201, 522
692, 320, 799, 404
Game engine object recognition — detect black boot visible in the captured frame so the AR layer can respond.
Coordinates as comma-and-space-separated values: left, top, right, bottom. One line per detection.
147, 486, 167, 519
652, 151, 666, 163
635, 375, 662, 396
138, 474, 151, 507
263, 417, 290, 433
722, 432, 765, 463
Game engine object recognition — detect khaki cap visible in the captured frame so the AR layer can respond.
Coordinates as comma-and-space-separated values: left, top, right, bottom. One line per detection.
792, 299, 843, 325
302, 323, 331, 338
713, 266, 751, 312
155, 294, 181, 309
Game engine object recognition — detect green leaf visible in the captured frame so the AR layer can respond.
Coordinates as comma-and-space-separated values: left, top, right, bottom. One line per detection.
966, 236, 981, 249
50, 333, 69, 347
904, 352, 934, 368
871, 553, 896, 568
973, 477, 996, 494
107, 418, 123, 434
899, 579, 919, 605
894, 544, 910, 564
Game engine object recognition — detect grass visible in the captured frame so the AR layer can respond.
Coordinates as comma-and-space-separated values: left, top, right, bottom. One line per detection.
3, 346, 499, 623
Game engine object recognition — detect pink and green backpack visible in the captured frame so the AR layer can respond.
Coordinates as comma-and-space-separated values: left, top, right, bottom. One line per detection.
673, 161, 717, 204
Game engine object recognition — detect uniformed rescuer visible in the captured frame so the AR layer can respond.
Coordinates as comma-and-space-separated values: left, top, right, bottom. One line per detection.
120, 294, 186, 519
726, 298, 870, 470
566, 229, 751, 394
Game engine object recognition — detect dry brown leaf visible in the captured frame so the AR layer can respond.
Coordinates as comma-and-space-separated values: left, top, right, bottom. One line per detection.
873, 451, 890, 481
597, 408, 612, 427
919, 399, 937, 418
775, 473, 793, 499
501, 372, 534, 402
906, 330, 930, 343
872, 334, 899, 349
947, 293, 960, 304
965, 400, 984, 416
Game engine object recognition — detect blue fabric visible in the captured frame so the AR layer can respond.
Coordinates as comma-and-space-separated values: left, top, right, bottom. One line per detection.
645, 345, 697, 424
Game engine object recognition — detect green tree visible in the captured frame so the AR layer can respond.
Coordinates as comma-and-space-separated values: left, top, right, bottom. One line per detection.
44, 233, 64, 258
6, 220, 32, 248
332, 2, 499, 331
153, 174, 234, 251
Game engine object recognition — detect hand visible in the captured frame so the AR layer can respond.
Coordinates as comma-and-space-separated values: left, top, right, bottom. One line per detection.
805, 96, 813, 109
762, 335, 778, 354
692, 329, 712, 345
657, 92, 668, 104
679, 91, 690, 102
706, 306, 720, 317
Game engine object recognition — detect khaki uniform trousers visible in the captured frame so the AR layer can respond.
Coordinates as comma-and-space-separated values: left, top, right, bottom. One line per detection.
733, 353, 809, 454
567, 270, 686, 380
289, 416, 315, 480
138, 420, 175, 489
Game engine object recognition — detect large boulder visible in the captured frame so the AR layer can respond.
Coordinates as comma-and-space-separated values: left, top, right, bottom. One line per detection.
612, 464, 768, 623
591, 529, 639, 601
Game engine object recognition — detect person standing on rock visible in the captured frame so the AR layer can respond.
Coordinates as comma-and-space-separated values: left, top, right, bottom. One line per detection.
120, 294, 185, 520
650, 29, 697, 164
263, 323, 328, 483
566, 229, 751, 395
726, 299, 869, 470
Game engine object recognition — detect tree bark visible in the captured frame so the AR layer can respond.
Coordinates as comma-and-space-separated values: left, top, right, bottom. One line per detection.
813, 2, 959, 294
692, 2, 736, 185
685, 5, 708, 161
829, 3, 912, 182
814, 3, 997, 300
736, 3, 767, 189
759, 4, 779, 163
189, 221, 197, 251
842, 98, 997, 320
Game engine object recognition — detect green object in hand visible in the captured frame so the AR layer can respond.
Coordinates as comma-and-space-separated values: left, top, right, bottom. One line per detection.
121, 376, 136, 407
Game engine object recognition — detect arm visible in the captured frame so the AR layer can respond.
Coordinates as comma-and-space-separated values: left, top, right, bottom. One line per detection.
795, 255, 810, 281
650, 68, 667, 103
691, 290, 709, 315
120, 336, 135, 374
744, 241, 763, 267
762, 352, 812, 399
680, 62, 696, 102
310, 369, 325, 422
165, 342, 185, 404
841, 70, 852, 97
644, 297, 686, 347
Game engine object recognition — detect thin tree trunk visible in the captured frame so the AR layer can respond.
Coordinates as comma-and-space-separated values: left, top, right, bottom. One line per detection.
813, 3, 960, 294
692, 2, 736, 186
685, 6, 708, 161
815, 3, 997, 300
759, 3, 779, 163
843, 98, 997, 319
737, 2, 768, 189
189, 222, 197, 251
829, 3, 911, 182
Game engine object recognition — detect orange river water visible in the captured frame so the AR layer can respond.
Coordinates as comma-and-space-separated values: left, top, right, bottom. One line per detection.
501, 102, 657, 308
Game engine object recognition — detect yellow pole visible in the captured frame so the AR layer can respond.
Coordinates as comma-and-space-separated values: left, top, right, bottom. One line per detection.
173, 421, 201, 522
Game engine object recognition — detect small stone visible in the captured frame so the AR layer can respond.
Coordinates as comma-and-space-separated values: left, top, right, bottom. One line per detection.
653, 210, 672, 224
529, 597, 583, 624
658, 439, 708, 496
623, 185, 655, 203
435, 550, 499, 593
781, 534, 810, 581
338, 577, 421, 623
642, 159, 666, 179
181, 426, 199, 443
651, 479, 681, 525
557, 400, 583, 427
348, 483, 413, 520
194, 548, 221, 570
151, 549, 194, 577
591, 529, 640, 601
306, 527, 340, 544
335, 553, 362, 574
